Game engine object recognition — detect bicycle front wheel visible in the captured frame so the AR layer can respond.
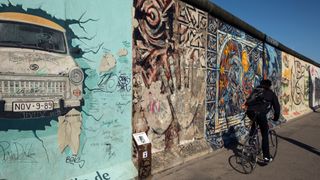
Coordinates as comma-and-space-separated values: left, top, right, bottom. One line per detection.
269, 130, 278, 159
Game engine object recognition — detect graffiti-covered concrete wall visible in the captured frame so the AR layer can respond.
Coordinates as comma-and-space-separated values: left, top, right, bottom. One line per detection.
206, 15, 264, 147
265, 44, 282, 97
132, 0, 320, 161
1, 0, 320, 178
132, 0, 209, 169
310, 65, 320, 109
0, 0, 136, 179
281, 52, 311, 119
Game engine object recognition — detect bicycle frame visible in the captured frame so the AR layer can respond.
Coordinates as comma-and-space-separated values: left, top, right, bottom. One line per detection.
239, 112, 279, 174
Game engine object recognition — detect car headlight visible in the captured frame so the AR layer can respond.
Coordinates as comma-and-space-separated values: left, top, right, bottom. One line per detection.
69, 67, 84, 85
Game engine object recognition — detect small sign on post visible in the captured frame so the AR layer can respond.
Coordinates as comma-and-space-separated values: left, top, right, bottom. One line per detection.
133, 132, 152, 178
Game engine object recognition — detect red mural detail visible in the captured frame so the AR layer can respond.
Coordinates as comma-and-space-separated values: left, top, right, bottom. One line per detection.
147, 92, 161, 113
133, 0, 175, 89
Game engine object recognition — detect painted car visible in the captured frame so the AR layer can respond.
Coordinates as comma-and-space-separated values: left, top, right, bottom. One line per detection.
0, 12, 83, 119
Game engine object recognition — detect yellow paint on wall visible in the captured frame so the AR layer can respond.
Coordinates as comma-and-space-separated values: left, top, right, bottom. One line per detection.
0, 12, 65, 32
220, 66, 225, 74
241, 50, 249, 73
283, 68, 291, 80
224, 46, 230, 56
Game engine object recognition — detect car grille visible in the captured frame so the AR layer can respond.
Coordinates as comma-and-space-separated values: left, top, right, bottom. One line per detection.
0, 79, 67, 97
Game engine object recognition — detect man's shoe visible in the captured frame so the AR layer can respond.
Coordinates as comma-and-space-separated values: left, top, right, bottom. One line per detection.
263, 157, 273, 163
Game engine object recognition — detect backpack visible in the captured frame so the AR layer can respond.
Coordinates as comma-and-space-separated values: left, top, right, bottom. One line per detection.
246, 87, 271, 112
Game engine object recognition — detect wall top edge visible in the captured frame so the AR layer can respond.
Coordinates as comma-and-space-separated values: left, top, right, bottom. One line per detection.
180, 0, 320, 67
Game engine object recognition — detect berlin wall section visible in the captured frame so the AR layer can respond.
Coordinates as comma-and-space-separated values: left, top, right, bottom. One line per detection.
0, 0, 137, 179
0, 0, 319, 179
132, 0, 320, 173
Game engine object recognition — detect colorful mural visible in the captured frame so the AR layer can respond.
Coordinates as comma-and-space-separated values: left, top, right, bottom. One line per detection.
265, 44, 282, 96
0, 0, 136, 179
281, 52, 311, 119
205, 16, 263, 147
264, 44, 282, 121
281, 53, 292, 116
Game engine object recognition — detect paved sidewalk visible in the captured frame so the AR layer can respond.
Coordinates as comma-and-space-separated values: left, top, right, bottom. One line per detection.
151, 111, 320, 180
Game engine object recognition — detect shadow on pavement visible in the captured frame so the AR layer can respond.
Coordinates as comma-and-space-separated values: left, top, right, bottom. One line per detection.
312, 108, 320, 113
277, 135, 320, 156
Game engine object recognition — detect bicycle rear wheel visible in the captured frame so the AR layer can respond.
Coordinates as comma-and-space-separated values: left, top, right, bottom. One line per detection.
269, 130, 278, 159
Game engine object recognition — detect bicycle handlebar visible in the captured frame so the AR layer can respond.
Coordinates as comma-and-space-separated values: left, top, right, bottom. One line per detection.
242, 112, 286, 127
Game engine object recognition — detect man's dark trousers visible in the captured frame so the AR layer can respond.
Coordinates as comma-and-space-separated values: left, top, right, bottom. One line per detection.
247, 111, 270, 159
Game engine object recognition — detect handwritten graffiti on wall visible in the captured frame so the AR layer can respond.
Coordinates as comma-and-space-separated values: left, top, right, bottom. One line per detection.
133, 0, 206, 152
86, 72, 131, 93
66, 155, 86, 168
0, 141, 37, 163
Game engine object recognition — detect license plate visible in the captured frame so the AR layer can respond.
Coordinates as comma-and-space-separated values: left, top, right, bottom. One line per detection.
13, 101, 54, 112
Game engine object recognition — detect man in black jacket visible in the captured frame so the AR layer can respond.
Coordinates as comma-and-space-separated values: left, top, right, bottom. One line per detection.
245, 79, 280, 163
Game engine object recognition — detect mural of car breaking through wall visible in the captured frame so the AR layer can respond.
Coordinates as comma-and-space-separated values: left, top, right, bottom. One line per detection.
0, 1, 136, 180
132, 0, 320, 154
0, 0, 320, 179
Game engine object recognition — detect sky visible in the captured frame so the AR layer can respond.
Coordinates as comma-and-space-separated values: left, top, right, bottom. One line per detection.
210, 0, 320, 64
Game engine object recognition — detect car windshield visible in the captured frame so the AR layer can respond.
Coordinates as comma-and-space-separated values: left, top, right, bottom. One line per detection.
0, 21, 66, 53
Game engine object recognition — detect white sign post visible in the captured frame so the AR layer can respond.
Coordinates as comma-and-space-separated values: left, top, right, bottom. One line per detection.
132, 132, 151, 178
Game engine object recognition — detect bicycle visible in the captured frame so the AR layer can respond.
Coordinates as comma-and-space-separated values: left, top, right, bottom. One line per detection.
239, 112, 280, 174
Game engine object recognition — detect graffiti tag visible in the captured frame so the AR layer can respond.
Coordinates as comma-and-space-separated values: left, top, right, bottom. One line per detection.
97, 72, 131, 93
66, 155, 86, 168
0, 141, 37, 163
